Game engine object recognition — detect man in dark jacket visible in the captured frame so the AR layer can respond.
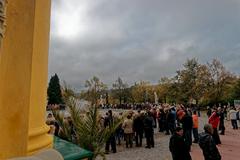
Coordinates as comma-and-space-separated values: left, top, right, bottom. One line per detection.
143, 111, 155, 148
169, 126, 192, 160
167, 107, 176, 135
218, 107, 225, 135
104, 110, 117, 154
180, 111, 193, 151
199, 124, 221, 160
158, 108, 166, 132
133, 110, 144, 147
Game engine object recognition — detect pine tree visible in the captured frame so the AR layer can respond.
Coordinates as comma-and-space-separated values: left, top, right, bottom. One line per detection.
47, 74, 63, 104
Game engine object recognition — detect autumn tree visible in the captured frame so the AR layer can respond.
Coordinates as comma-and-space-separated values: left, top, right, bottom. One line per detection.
194, 64, 212, 104
207, 59, 236, 104
175, 63, 213, 106
84, 76, 107, 105
232, 78, 240, 100
157, 77, 174, 103
112, 77, 128, 104
176, 58, 201, 104
62, 81, 76, 101
131, 81, 151, 103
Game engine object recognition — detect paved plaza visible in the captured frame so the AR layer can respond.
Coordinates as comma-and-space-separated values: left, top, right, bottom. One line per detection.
104, 116, 240, 160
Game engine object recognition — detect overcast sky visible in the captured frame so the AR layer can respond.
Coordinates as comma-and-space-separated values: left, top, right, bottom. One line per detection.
49, 0, 240, 90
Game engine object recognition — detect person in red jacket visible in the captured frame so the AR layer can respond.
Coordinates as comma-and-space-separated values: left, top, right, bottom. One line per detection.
208, 107, 221, 145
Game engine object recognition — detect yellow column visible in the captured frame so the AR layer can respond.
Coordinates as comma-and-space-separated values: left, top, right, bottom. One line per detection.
0, 0, 52, 159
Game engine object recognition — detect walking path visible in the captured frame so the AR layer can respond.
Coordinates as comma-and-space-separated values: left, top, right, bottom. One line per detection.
105, 131, 171, 160
105, 115, 240, 160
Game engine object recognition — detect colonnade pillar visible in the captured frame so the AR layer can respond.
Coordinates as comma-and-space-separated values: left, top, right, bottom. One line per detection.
0, 0, 52, 159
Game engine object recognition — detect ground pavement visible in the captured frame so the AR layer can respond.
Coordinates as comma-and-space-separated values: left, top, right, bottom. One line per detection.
105, 114, 240, 160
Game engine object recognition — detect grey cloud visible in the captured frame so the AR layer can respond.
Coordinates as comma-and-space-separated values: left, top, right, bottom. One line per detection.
49, 0, 240, 90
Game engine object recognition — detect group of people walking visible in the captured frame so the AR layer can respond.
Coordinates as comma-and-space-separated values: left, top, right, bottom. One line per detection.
46, 103, 240, 160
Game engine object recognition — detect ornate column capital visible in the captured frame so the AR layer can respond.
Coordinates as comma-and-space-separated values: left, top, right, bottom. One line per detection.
0, 0, 7, 46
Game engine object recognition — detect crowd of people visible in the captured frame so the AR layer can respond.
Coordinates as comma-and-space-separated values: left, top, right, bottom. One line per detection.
169, 104, 240, 160
46, 103, 240, 160
103, 108, 155, 154
101, 104, 193, 153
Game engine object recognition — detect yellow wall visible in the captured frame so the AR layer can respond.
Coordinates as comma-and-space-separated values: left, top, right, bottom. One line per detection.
0, 0, 52, 159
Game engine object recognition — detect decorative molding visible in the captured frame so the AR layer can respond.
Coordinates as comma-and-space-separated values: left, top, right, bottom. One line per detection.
0, 0, 7, 46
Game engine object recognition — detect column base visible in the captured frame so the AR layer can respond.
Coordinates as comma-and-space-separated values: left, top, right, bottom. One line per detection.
27, 125, 53, 155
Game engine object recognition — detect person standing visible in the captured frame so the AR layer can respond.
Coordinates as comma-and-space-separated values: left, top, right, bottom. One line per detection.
133, 111, 144, 147
192, 110, 199, 143
218, 107, 225, 135
152, 108, 157, 128
160, 108, 167, 133
207, 106, 212, 118
165, 108, 171, 135
197, 106, 201, 117
116, 112, 124, 145
228, 107, 238, 129
169, 126, 192, 160
208, 108, 221, 145
180, 110, 193, 151
199, 124, 221, 160
122, 114, 134, 148
104, 110, 117, 153
237, 108, 240, 126
143, 111, 155, 148
167, 107, 177, 135
223, 105, 228, 119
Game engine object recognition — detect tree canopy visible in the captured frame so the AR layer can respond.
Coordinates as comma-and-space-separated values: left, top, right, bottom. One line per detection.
55, 58, 239, 107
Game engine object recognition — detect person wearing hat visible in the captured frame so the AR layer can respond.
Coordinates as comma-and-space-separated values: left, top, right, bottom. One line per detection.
199, 124, 221, 160
169, 126, 192, 160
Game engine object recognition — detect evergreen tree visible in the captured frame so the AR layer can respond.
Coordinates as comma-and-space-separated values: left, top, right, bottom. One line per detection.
47, 74, 63, 104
